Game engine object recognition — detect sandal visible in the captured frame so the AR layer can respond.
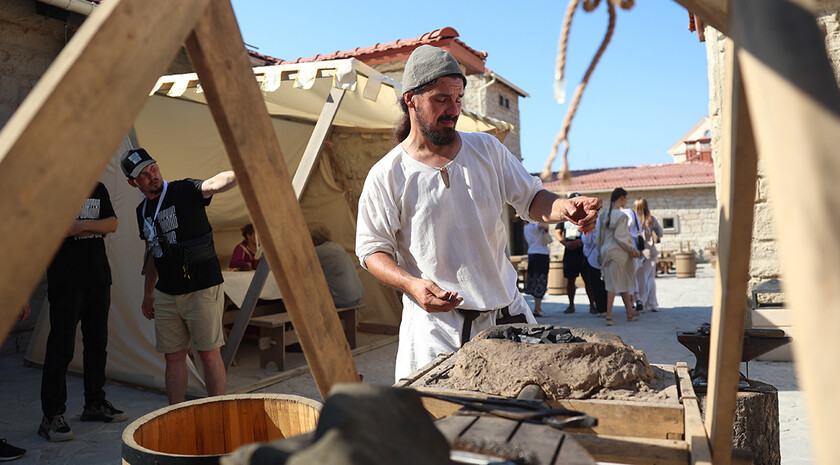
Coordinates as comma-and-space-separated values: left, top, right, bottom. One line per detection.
533, 310, 547, 317
627, 312, 640, 322
605, 317, 615, 326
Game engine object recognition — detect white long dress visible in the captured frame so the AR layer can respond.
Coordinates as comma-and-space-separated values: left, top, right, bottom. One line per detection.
596, 208, 637, 293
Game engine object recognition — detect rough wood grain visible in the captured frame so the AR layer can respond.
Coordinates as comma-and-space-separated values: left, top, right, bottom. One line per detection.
184, 0, 360, 399
0, 0, 211, 347
703, 37, 758, 465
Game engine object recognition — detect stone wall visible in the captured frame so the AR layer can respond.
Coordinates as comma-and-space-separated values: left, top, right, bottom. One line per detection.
546, 186, 719, 260
703, 2, 840, 290
465, 75, 523, 159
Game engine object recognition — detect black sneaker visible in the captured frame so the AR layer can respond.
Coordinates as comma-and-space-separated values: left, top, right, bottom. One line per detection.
635, 300, 644, 312
80, 399, 128, 423
0, 438, 26, 461
38, 415, 73, 442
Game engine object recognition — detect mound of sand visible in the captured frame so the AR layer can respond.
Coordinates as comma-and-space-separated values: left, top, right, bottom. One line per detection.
422, 324, 670, 401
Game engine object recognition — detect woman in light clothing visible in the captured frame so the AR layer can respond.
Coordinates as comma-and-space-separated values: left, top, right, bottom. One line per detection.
523, 222, 551, 316
634, 199, 664, 312
596, 188, 641, 325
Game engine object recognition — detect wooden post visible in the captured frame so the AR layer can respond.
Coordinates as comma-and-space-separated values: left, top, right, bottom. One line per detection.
292, 87, 346, 196
220, 85, 348, 372
730, 1, 840, 464
0, 0, 210, 341
185, 0, 360, 399
703, 38, 758, 465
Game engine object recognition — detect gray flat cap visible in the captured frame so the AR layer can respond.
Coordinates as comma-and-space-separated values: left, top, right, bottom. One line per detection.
402, 45, 466, 95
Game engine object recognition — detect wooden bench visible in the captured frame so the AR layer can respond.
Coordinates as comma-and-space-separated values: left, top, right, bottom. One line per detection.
248, 304, 361, 371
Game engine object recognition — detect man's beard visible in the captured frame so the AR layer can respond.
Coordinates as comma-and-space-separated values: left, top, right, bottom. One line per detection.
418, 115, 458, 146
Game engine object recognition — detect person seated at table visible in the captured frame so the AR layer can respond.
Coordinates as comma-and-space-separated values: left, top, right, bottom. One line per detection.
310, 225, 364, 308
229, 223, 259, 271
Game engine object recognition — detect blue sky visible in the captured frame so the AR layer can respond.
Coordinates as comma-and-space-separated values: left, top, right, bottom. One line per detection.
229, 1, 709, 174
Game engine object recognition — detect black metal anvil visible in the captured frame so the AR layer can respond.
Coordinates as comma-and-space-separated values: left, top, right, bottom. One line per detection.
677, 327, 791, 390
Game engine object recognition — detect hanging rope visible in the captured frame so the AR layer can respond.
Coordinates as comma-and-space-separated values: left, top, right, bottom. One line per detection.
541, 0, 635, 184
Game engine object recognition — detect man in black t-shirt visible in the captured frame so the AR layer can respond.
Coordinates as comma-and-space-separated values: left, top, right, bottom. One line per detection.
39, 182, 124, 443
122, 148, 237, 405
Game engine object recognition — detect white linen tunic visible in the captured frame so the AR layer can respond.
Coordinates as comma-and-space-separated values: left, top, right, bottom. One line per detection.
356, 132, 542, 381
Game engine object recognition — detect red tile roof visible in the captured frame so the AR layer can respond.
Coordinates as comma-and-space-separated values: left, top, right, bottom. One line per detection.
541, 161, 715, 193
251, 27, 489, 75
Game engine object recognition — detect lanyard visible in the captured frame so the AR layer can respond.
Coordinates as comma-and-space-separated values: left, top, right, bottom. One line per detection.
143, 180, 168, 241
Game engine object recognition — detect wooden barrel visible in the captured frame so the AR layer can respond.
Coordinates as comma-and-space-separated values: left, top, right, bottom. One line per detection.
675, 252, 697, 278
122, 394, 322, 465
547, 260, 565, 295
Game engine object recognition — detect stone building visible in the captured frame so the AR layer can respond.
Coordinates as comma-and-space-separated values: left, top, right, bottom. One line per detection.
540, 162, 717, 260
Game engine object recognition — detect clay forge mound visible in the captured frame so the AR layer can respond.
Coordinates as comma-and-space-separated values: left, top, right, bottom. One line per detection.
425, 324, 656, 400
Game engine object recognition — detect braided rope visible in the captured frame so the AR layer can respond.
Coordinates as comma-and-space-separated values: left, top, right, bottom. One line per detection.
542, 0, 635, 184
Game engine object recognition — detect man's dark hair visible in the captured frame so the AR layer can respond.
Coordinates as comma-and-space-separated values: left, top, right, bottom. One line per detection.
391, 75, 461, 146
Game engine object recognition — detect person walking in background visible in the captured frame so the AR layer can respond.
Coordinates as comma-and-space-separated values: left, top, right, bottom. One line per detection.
39, 182, 124, 442
556, 193, 593, 314
622, 194, 644, 312
523, 222, 551, 317
596, 188, 641, 326
581, 219, 608, 316
634, 199, 664, 312
229, 223, 260, 271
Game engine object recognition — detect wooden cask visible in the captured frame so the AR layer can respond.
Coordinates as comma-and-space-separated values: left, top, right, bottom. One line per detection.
122, 394, 322, 465
675, 252, 697, 278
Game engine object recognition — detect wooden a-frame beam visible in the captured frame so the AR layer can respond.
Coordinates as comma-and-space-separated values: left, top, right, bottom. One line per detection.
729, 1, 840, 464
0, 0, 211, 341
222, 86, 348, 372
186, 0, 360, 398
703, 38, 758, 465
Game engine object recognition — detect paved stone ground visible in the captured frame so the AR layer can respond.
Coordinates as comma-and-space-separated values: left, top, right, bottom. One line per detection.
0, 263, 812, 464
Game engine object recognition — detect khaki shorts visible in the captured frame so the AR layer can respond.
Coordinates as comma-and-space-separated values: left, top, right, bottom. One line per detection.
154, 284, 224, 353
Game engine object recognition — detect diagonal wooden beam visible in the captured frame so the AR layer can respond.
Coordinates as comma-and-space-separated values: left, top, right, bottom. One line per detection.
730, 1, 840, 464
222, 86, 347, 371
185, 0, 360, 399
0, 0, 210, 342
672, 0, 729, 35
292, 87, 347, 196
703, 38, 758, 465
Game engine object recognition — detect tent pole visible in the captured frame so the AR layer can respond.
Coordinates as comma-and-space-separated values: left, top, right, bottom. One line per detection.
0, 0, 211, 343
185, 0, 360, 399
704, 37, 758, 465
221, 86, 348, 372
292, 87, 347, 195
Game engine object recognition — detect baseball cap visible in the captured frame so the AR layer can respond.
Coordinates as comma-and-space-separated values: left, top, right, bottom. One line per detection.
121, 148, 156, 179
402, 45, 466, 95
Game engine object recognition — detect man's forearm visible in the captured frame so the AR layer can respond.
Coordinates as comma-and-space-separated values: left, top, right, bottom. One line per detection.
143, 255, 158, 295
364, 252, 416, 294
69, 217, 118, 236
202, 171, 237, 198
528, 190, 568, 223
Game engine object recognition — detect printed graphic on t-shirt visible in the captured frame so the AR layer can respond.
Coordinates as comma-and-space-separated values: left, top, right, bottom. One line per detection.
75, 198, 103, 240
144, 205, 179, 258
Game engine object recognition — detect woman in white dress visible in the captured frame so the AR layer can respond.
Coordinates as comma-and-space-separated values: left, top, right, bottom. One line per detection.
596, 188, 641, 325
634, 198, 664, 312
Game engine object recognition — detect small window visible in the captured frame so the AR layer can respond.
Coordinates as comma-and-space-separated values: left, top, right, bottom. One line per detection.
661, 215, 680, 234
505, 97, 510, 109
499, 95, 504, 106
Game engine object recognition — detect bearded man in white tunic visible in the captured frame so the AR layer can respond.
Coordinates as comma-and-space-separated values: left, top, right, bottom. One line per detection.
355, 45, 602, 382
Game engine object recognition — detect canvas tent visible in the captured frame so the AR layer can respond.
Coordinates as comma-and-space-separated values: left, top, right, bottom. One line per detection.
25, 58, 514, 395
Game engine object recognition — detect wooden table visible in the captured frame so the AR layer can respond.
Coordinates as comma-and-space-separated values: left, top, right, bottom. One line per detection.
436, 413, 596, 464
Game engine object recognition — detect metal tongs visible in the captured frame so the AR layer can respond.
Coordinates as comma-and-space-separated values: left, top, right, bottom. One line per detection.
419, 392, 598, 430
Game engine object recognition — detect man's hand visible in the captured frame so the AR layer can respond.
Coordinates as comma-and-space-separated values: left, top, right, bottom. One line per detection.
408, 279, 463, 313
629, 249, 640, 258
141, 294, 155, 320
564, 196, 602, 235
